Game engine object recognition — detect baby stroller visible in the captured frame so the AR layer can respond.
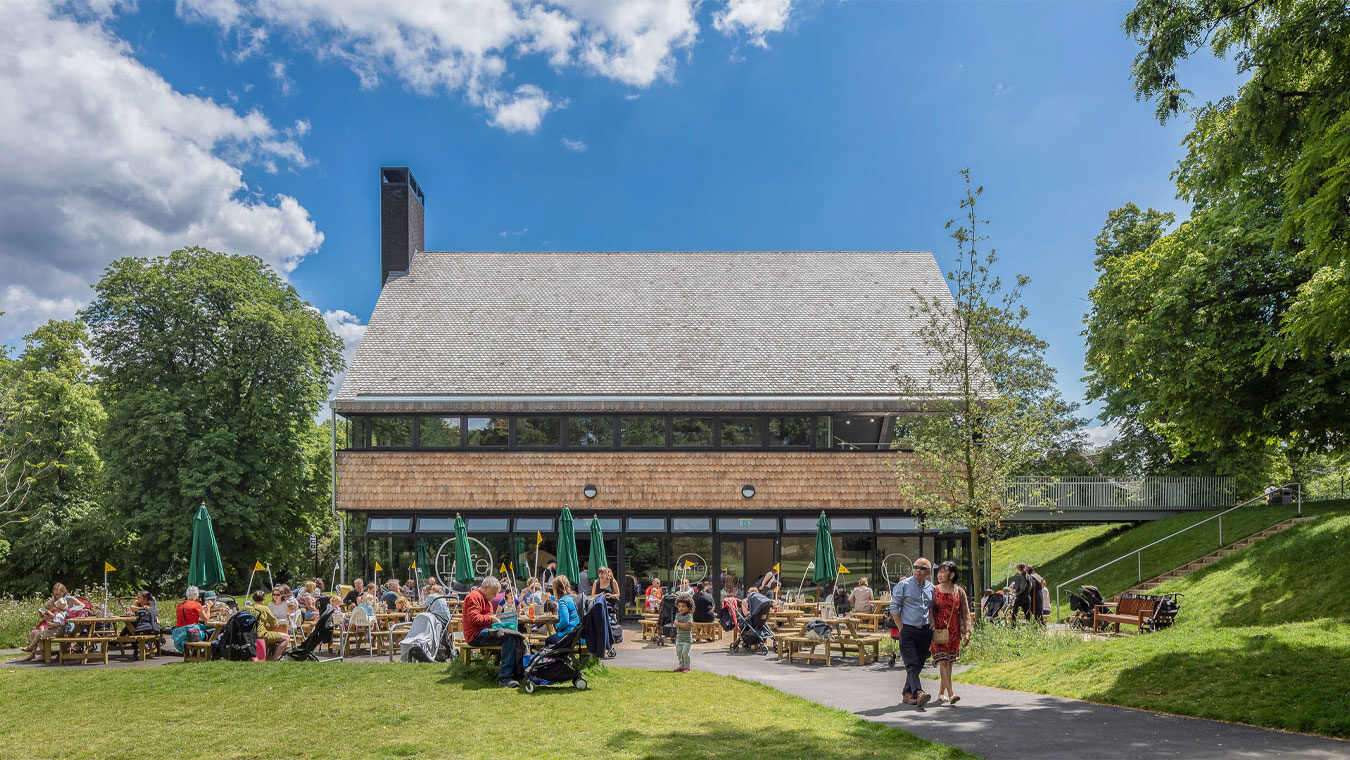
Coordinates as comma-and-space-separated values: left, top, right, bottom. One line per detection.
521, 625, 588, 693
982, 590, 1010, 625
1066, 585, 1104, 631
653, 594, 679, 646
730, 594, 774, 654
284, 604, 340, 662
581, 596, 616, 659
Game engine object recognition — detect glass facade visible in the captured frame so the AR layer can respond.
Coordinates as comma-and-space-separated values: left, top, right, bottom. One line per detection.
516, 417, 560, 446
341, 413, 877, 450
466, 417, 508, 446
419, 416, 461, 447
672, 417, 713, 447
568, 416, 612, 447
718, 417, 759, 447
352, 512, 967, 612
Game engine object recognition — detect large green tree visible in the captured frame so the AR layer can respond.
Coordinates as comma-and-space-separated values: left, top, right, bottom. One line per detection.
0, 321, 119, 594
893, 171, 1074, 590
83, 248, 344, 588
1125, 0, 1349, 355
1081, 1, 1350, 488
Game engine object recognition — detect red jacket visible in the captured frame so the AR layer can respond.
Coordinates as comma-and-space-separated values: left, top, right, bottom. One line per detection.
462, 589, 495, 642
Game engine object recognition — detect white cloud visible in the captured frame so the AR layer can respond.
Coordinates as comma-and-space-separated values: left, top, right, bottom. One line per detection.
0, 1, 322, 341
318, 308, 367, 417
561, 137, 588, 151
269, 58, 294, 95
499, 227, 529, 239
1084, 422, 1121, 449
713, 0, 792, 48
176, 0, 797, 132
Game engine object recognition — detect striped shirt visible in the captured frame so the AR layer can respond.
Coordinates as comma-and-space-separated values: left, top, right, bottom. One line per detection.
675, 612, 693, 642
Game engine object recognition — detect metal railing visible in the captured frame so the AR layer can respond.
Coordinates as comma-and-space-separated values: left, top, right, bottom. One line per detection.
1053, 482, 1301, 621
1008, 476, 1235, 513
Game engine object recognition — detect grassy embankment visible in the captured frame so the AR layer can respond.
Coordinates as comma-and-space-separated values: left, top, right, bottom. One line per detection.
0, 661, 979, 760
961, 503, 1350, 738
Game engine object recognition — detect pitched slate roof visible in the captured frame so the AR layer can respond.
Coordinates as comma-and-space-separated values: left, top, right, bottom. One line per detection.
335, 251, 958, 407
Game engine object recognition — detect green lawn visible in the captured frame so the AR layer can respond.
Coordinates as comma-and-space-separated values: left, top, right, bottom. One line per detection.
960, 510, 1350, 738
998, 500, 1349, 601
0, 662, 979, 760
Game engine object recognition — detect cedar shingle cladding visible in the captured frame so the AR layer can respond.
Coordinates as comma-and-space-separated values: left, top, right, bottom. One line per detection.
337, 451, 925, 513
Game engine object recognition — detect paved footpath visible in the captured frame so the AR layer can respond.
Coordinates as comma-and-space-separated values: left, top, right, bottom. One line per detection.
616, 639, 1348, 760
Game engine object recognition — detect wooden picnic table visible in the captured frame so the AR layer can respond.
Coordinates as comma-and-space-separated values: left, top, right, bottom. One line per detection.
851, 612, 885, 631
46, 616, 137, 665
779, 616, 885, 667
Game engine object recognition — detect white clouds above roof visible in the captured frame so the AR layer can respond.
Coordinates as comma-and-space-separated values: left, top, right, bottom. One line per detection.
0, 0, 321, 340
176, 0, 797, 133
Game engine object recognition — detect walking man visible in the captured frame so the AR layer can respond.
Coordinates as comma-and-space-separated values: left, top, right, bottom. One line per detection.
890, 557, 935, 708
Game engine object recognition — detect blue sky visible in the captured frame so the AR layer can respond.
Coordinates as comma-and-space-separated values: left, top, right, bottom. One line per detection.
0, 1, 1239, 436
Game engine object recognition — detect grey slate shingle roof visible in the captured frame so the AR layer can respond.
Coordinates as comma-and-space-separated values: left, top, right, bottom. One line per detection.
335, 251, 958, 404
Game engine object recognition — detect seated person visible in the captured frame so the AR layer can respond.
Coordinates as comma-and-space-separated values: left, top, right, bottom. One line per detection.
245, 589, 291, 660
328, 596, 347, 630
644, 578, 663, 612
297, 581, 320, 621
171, 585, 208, 652
692, 581, 716, 624
546, 576, 579, 646
22, 599, 67, 661
462, 576, 525, 688
268, 585, 290, 622
380, 580, 401, 611
343, 579, 366, 609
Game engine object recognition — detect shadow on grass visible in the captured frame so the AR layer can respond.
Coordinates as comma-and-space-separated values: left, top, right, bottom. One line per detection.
601, 721, 974, 760
1087, 633, 1350, 738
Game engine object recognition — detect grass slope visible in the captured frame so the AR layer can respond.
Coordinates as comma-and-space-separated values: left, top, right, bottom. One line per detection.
989, 523, 1128, 586
997, 501, 1347, 600
961, 509, 1350, 737
0, 663, 978, 760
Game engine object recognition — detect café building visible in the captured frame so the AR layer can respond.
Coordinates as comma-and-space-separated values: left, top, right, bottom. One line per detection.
333, 168, 976, 612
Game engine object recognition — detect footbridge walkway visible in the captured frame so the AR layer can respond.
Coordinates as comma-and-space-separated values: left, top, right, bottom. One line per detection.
1004, 476, 1239, 522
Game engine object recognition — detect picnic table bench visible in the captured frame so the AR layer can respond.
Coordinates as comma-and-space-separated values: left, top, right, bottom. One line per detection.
776, 617, 885, 666
1094, 593, 1159, 633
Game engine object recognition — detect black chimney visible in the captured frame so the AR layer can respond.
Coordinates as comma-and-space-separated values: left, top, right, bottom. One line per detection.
380, 167, 425, 286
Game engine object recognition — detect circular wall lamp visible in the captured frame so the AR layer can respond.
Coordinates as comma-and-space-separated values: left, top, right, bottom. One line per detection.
741, 483, 756, 499
583, 483, 599, 499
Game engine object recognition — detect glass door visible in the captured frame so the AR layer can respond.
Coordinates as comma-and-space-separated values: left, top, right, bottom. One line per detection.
715, 537, 776, 600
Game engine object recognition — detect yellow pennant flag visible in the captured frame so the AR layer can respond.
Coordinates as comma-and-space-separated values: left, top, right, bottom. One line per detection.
499, 562, 507, 574
104, 562, 116, 573
411, 561, 417, 570
374, 562, 383, 572
509, 563, 515, 573
685, 559, 695, 567
838, 564, 850, 574
253, 560, 266, 572
535, 530, 543, 547
772, 562, 780, 572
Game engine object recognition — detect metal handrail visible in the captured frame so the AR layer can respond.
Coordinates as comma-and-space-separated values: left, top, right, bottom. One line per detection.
1053, 482, 1301, 621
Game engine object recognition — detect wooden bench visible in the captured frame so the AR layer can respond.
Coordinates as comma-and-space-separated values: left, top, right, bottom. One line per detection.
117, 634, 162, 660
691, 621, 720, 642
51, 638, 109, 665
459, 644, 502, 667
185, 624, 226, 662
1094, 593, 1159, 633
640, 618, 660, 640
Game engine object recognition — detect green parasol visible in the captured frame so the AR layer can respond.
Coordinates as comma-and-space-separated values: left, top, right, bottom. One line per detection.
415, 538, 429, 583
812, 512, 837, 585
588, 515, 608, 577
511, 537, 527, 581
556, 507, 580, 588
453, 514, 476, 584
188, 502, 226, 587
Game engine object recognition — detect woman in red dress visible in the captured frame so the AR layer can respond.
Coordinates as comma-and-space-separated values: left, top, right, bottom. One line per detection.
929, 560, 971, 704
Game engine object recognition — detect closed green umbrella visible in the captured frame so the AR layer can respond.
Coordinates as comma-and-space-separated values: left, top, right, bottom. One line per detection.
188, 502, 226, 588
453, 514, 475, 585
415, 538, 430, 588
556, 507, 580, 587
812, 512, 837, 585
588, 515, 608, 576
511, 537, 527, 581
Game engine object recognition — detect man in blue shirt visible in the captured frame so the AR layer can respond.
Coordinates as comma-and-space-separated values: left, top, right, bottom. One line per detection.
890, 558, 935, 708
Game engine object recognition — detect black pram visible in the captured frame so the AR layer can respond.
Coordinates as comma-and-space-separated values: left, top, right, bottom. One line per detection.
1065, 585, 1104, 631
730, 592, 774, 654
654, 593, 679, 646
284, 603, 337, 661
580, 595, 616, 659
521, 624, 588, 692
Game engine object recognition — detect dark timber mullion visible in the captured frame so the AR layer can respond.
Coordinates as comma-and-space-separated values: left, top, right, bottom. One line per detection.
712, 417, 722, 448
611, 416, 621, 448
664, 416, 673, 448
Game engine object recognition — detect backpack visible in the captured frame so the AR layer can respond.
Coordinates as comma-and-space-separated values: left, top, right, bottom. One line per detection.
213, 611, 258, 661
804, 619, 833, 642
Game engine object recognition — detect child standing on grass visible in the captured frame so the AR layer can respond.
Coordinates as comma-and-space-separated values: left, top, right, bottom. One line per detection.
673, 597, 694, 672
